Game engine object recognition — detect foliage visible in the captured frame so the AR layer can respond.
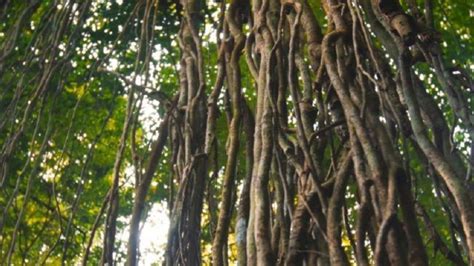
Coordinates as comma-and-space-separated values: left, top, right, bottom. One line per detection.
0, 0, 472, 265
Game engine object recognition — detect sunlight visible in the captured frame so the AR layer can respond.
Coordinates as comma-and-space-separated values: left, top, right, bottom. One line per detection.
115, 203, 169, 264
138, 203, 169, 265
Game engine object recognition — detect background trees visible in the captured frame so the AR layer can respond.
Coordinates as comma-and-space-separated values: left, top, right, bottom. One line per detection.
0, 0, 472, 265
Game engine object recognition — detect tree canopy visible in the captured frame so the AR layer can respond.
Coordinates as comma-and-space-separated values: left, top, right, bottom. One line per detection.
0, 0, 472, 265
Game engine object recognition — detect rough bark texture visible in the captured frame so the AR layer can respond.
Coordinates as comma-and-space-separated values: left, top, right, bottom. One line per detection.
0, 0, 472, 265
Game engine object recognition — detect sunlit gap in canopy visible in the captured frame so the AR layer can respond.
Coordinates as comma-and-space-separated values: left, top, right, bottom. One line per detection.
104, 31, 171, 262
115, 202, 170, 265
114, 2, 225, 263
114, 41, 170, 263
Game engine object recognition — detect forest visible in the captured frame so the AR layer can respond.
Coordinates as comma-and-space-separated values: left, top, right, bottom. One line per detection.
0, 0, 473, 265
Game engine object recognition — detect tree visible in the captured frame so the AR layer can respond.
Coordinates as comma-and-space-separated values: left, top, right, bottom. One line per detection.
0, 0, 472, 265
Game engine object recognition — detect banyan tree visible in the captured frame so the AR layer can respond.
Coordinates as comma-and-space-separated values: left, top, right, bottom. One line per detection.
0, 0, 472, 265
